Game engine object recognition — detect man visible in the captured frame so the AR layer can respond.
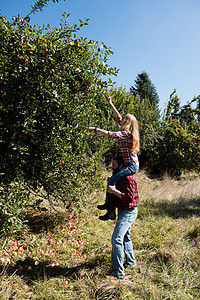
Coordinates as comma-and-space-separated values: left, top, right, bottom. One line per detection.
107, 158, 139, 279
97, 156, 124, 221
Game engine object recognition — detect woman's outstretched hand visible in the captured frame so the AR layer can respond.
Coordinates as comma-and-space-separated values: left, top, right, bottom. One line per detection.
87, 126, 109, 137
86, 127, 95, 132
105, 95, 112, 104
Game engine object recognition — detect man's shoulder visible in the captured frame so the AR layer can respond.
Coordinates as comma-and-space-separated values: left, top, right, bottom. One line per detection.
124, 174, 136, 181
118, 174, 136, 185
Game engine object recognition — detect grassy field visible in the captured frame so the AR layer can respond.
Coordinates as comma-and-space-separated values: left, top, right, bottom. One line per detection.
0, 171, 200, 299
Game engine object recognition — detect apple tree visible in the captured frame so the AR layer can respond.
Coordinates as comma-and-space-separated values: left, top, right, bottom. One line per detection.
0, 7, 118, 234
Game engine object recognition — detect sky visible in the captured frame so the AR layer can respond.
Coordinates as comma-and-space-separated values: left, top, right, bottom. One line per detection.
1, 0, 200, 111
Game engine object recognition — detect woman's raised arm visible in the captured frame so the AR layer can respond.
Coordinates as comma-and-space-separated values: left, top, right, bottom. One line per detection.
106, 96, 122, 123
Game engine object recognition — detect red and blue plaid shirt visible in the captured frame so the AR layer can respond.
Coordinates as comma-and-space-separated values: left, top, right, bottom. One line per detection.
108, 116, 139, 166
115, 175, 139, 209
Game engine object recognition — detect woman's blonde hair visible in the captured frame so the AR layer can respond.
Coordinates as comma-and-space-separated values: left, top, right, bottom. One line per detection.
120, 114, 140, 154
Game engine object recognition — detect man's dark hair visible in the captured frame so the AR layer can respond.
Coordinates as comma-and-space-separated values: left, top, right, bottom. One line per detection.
113, 155, 124, 166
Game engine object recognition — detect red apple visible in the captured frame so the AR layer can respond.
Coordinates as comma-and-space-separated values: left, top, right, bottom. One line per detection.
22, 285, 28, 290
44, 49, 50, 57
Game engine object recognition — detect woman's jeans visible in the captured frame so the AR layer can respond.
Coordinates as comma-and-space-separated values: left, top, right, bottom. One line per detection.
108, 164, 139, 186
112, 207, 138, 278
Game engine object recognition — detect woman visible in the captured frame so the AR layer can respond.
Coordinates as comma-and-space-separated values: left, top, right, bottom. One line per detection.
87, 96, 140, 187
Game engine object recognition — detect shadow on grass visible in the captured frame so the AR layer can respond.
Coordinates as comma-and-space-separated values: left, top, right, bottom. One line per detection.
25, 211, 67, 233
139, 197, 200, 219
0, 256, 106, 284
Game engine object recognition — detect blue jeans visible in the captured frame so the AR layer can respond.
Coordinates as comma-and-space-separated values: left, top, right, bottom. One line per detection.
108, 164, 139, 186
112, 207, 138, 278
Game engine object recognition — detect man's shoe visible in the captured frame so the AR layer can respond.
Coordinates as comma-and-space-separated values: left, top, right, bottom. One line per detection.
111, 272, 124, 279
124, 262, 136, 269
106, 275, 124, 280
99, 212, 116, 221
97, 204, 107, 210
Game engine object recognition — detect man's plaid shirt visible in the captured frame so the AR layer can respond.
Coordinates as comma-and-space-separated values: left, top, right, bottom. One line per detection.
115, 175, 139, 209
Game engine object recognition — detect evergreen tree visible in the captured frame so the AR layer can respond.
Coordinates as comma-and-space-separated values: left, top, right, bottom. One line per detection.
130, 72, 161, 170
130, 71, 160, 111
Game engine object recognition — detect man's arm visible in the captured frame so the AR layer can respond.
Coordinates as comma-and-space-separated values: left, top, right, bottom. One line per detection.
108, 176, 138, 203
107, 185, 122, 199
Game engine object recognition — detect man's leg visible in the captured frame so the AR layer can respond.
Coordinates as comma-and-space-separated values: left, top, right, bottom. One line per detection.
124, 227, 136, 266
111, 207, 138, 278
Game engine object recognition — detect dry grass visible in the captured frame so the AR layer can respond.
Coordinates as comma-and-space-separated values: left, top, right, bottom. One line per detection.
136, 170, 200, 202
0, 171, 200, 299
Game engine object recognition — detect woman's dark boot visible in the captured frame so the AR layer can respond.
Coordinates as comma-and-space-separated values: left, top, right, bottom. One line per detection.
99, 211, 116, 221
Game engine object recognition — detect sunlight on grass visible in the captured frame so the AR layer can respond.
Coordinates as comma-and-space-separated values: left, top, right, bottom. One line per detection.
0, 171, 200, 299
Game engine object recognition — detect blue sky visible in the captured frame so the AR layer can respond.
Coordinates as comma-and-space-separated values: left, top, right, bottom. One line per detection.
1, 0, 200, 110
